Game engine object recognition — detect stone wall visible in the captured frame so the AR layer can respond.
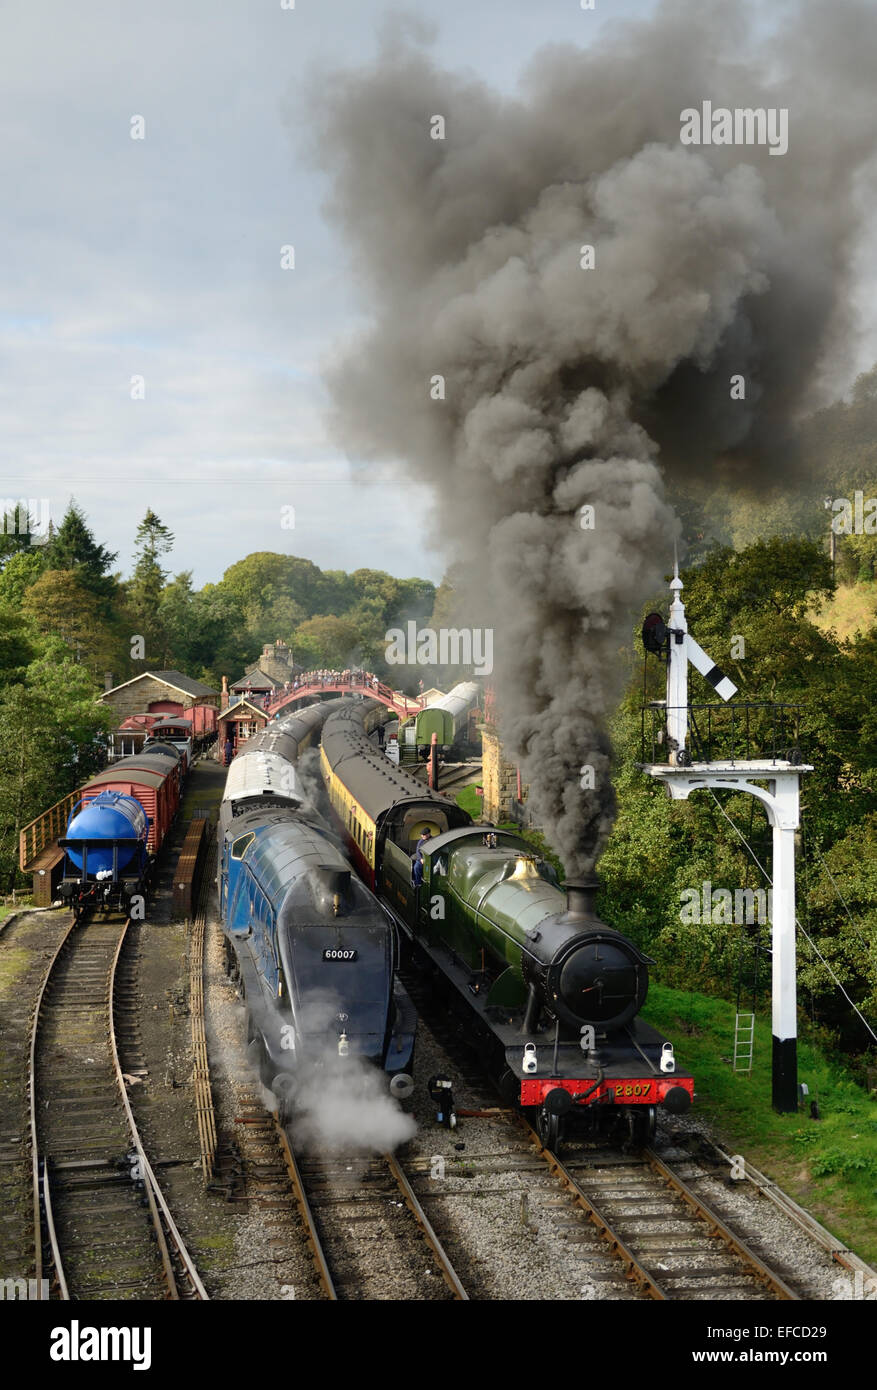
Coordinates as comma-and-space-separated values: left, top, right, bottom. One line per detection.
481, 724, 524, 824
256, 640, 299, 686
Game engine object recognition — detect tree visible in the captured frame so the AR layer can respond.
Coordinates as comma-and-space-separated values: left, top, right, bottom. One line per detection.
0, 598, 37, 684
293, 615, 361, 669
0, 501, 47, 566
0, 550, 45, 607
21, 570, 116, 669
221, 553, 323, 619
157, 571, 199, 667
126, 510, 174, 660
0, 644, 111, 887
47, 500, 118, 604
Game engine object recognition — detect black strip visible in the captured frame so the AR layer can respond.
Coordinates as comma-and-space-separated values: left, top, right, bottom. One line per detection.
704, 663, 727, 690
772, 1035, 798, 1113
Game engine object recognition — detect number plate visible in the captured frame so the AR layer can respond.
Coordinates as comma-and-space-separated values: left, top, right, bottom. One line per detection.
322, 948, 358, 962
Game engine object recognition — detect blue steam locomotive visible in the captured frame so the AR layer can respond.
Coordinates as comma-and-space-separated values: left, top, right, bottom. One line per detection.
217, 700, 416, 1107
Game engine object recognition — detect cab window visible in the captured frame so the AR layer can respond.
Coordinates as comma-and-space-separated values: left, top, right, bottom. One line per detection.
231, 831, 255, 860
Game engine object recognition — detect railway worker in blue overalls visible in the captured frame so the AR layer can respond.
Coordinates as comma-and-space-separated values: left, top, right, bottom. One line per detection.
411, 829, 432, 888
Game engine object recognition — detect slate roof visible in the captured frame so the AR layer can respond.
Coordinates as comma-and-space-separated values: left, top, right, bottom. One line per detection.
102, 669, 218, 699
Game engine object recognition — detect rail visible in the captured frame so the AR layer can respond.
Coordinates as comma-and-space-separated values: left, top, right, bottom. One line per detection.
642, 1147, 798, 1300
28, 916, 78, 1298
706, 1140, 877, 1288
524, 1126, 667, 1299
523, 1119, 799, 1301
274, 1121, 338, 1301
107, 921, 209, 1299
276, 1125, 469, 1301
31, 914, 208, 1300
384, 1151, 470, 1300
173, 814, 211, 921
190, 842, 218, 1182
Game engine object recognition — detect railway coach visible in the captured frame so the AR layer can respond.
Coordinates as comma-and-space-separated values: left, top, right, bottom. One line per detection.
319, 700, 470, 889
397, 681, 481, 763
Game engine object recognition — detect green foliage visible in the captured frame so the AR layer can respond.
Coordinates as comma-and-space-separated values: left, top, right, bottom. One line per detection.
294, 615, 362, 668
0, 550, 47, 606
0, 646, 111, 886
46, 500, 117, 606
599, 532, 877, 1053
642, 983, 877, 1264
0, 599, 38, 684
22, 570, 117, 674
126, 509, 175, 659
0, 502, 45, 562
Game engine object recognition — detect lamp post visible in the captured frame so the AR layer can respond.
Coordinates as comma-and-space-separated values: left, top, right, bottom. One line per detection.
823, 495, 836, 580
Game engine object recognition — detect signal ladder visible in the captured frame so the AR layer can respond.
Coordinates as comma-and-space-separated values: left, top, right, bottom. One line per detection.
733, 1012, 756, 1073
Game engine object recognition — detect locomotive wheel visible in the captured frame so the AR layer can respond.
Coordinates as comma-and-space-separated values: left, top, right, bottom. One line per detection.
537, 1108, 564, 1151
628, 1105, 657, 1148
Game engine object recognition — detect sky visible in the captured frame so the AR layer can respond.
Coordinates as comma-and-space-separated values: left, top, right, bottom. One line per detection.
2, 0, 875, 588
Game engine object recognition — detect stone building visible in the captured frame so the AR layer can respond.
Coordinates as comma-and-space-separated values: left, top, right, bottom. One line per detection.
101, 670, 219, 723
248, 640, 301, 687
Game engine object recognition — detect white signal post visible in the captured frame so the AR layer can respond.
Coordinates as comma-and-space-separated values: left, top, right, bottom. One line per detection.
643, 558, 811, 1113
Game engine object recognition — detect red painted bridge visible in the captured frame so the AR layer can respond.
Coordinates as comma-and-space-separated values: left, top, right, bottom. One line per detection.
264, 672, 424, 719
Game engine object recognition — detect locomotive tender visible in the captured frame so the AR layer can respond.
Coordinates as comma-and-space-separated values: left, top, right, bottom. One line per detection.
320, 700, 693, 1147
218, 700, 416, 1104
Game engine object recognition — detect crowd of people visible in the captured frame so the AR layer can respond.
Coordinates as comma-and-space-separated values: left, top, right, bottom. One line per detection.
284, 668, 384, 695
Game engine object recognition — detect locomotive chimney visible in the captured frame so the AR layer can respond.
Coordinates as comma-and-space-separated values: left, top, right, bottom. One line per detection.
563, 878, 599, 920
312, 864, 352, 904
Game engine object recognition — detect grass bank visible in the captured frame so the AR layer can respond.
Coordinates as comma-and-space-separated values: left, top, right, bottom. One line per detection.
644, 982, 877, 1266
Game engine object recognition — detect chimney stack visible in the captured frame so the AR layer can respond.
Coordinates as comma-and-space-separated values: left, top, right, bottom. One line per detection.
562, 878, 599, 920
221, 674, 229, 711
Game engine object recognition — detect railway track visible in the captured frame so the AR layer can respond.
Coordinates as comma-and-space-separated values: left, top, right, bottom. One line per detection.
401, 959, 812, 1300
277, 1128, 469, 1301
0, 909, 75, 1293
31, 913, 207, 1299
526, 1129, 799, 1300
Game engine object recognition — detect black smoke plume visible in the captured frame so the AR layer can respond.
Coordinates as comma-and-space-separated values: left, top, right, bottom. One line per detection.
307, 0, 877, 870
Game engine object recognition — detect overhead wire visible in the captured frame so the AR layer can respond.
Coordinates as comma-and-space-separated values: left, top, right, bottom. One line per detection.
707, 788, 877, 1046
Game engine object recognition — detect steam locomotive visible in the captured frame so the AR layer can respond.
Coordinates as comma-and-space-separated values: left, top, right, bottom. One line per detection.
217, 700, 416, 1106
320, 700, 693, 1147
